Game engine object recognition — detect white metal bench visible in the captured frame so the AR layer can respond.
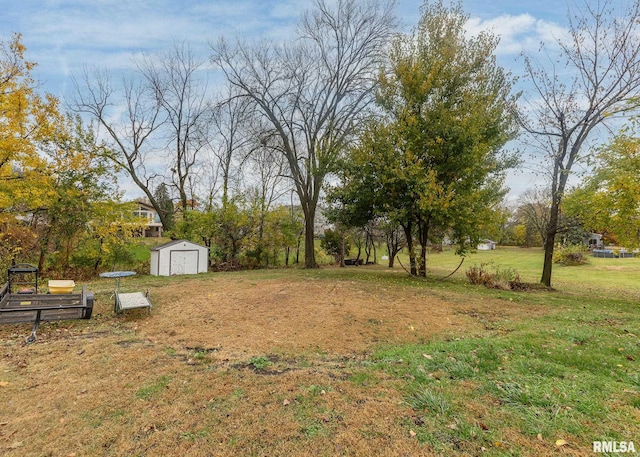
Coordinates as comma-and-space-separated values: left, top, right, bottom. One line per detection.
115, 289, 151, 314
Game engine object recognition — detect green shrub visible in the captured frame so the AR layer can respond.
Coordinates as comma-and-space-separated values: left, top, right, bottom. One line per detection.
320, 228, 350, 263
554, 244, 589, 266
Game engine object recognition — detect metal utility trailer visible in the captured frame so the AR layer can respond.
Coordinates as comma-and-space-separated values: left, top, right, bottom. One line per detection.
0, 264, 94, 343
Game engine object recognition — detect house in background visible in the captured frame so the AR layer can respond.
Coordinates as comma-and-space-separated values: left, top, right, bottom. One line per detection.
133, 201, 163, 238
174, 199, 199, 217
585, 233, 604, 250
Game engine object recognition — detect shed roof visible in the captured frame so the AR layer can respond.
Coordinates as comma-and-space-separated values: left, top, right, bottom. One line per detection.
151, 239, 207, 251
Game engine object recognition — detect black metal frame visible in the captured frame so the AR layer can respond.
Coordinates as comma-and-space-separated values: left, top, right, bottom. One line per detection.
7, 263, 39, 294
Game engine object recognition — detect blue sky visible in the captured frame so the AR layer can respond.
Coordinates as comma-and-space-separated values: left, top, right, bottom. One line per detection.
1, 0, 573, 198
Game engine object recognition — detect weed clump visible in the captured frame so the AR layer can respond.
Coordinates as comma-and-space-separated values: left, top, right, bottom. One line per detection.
466, 262, 525, 290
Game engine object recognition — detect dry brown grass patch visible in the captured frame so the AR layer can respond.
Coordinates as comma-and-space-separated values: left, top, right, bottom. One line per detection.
0, 272, 546, 456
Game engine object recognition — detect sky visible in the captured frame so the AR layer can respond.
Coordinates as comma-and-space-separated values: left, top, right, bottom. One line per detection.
1, 0, 575, 201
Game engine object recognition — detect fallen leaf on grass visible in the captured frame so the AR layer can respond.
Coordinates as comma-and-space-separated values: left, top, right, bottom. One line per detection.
282, 399, 290, 406
555, 439, 568, 447
422, 354, 433, 360
0, 381, 9, 387
409, 430, 417, 437
537, 433, 543, 441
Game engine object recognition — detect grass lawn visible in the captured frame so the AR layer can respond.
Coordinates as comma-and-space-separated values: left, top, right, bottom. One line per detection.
0, 248, 638, 456
407, 245, 640, 298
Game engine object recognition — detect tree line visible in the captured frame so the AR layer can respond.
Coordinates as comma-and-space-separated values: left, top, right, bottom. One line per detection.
2, 0, 640, 286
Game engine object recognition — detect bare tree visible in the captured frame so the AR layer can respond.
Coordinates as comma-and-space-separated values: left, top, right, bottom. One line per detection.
72, 42, 211, 231
138, 42, 211, 214
521, 0, 640, 286
208, 89, 254, 208
245, 142, 289, 266
245, 142, 288, 215
71, 68, 173, 229
211, 0, 396, 268
517, 187, 551, 247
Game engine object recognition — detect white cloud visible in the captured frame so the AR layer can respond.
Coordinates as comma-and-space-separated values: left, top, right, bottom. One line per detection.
466, 13, 568, 56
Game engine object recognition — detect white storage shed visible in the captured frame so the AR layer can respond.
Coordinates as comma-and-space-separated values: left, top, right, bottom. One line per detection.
150, 240, 209, 276
477, 239, 497, 251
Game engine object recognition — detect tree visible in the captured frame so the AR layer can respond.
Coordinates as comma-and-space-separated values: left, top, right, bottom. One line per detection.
81, 201, 146, 274
207, 88, 254, 208
211, 197, 252, 267
0, 33, 59, 225
565, 127, 640, 249
139, 42, 211, 214
516, 188, 551, 247
380, 219, 405, 268
244, 144, 288, 266
520, 0, 640, 286
72, 67, 170, 228
321, 228, 350, 264
334, 0, 517, 276
35, 115, 116, 272
257, 205, 301, 267
153, 182, 174, 231
211, 0, 396, 268
72, 42, 211, 233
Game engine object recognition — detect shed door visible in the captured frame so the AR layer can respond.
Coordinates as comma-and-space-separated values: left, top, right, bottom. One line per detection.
169, 250, 199, 275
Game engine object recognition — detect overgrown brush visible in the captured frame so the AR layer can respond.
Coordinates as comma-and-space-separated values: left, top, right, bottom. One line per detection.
466, 262, 525, 290
553, 244, 589, 266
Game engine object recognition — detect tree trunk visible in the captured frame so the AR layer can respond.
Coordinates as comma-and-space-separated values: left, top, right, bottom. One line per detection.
38, 225, 53, 273
371, 232, 377, 264
418, 244, 428, 278
402, 222, 417, 276
387, 242, 397, 268
386, 229, 401, 268
417, 220, 429, 278
304, 215, 317, 268
93, 238, 104, 274
541, 198, 560, 287
299, 188, 318, 269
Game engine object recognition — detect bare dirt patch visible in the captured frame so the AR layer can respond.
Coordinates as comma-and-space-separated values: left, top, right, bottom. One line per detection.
0, 270, 548, 456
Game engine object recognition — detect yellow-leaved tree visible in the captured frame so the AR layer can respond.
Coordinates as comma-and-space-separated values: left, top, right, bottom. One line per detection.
0, 33, 60, 268
1, 34, 141, 275
0, 34, 60, 212
565, 127, 640, 250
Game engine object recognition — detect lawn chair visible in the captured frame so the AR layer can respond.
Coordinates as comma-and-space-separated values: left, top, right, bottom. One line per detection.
115, 289, 152, 315
98, 271, 152, 315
